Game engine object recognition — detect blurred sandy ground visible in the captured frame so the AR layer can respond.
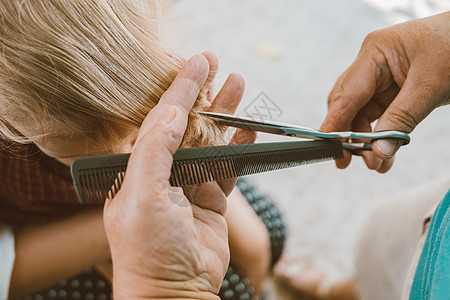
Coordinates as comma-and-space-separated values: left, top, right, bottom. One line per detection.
171, 1, 450, 298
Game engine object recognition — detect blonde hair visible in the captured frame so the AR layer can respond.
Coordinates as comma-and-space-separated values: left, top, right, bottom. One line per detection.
0, 0, 220, 151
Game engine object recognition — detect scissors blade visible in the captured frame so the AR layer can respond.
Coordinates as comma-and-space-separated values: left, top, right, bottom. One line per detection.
196, 111, 318, 137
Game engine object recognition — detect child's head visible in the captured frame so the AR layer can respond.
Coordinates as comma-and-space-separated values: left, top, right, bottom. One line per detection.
0, 0, 221, 165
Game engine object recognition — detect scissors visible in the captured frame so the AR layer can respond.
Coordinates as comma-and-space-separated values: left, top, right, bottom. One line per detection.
196, 111, 410, 151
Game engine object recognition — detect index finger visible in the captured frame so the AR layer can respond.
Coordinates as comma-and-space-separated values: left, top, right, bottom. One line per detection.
160, 54, 210, 114
320, 58, 378, 169
320, 58, 377, 133
134, 55, 210, 145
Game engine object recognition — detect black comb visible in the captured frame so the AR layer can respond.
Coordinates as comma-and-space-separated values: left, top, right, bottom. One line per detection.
70, 140, 343, 203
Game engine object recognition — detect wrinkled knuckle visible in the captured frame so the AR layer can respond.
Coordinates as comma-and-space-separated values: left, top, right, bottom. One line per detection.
328, 85, 346, 109
329, 92, 357, 117
327, 88, 340, 106
362, 31, 378, 48
386, 109, 418, 132
328, 71, 360, 106
363, 29, 385, 47
328, 72, 348, 102
362, 30, 394, 65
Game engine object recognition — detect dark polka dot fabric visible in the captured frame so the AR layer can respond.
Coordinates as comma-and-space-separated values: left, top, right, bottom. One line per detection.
218, 265, 256, 300
236, 177, 287, 266
15, 178, 286, 300
15, 268, 111, 300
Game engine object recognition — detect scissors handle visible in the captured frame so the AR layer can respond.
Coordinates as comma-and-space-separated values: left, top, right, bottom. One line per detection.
282, 127, 410, 145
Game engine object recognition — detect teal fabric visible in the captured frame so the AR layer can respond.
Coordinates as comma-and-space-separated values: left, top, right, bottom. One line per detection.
409, 188, 450, 300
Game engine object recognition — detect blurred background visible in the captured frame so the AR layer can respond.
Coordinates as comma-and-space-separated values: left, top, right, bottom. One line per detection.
171, 0, 450, 298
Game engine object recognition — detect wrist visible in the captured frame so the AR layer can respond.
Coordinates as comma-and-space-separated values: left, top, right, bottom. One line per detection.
112, 270, 220, 300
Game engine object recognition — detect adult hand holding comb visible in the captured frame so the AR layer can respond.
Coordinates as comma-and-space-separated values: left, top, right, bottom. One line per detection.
103, 53, 255, 299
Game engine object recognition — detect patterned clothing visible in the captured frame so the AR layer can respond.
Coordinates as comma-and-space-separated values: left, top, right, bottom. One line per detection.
0, 142, 287, 300
0, 142, 100, 226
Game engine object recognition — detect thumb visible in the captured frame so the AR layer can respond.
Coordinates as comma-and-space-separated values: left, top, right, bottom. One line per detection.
124, 105, 186, 195
104, 54, 209, 210
103, 105, 186, 210
373, 69, 442, 159
119, 54, 209, 198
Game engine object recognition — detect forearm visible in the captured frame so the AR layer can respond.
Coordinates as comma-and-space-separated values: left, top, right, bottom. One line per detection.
9, 207, 110, 298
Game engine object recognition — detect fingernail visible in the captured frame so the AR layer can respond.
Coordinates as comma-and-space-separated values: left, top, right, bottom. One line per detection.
375, 139, 402, 158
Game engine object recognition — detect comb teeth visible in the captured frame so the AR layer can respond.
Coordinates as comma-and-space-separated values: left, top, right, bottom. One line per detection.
71, 140, 343, 204
170, 158, 237, 186
77, 167, 126, 202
